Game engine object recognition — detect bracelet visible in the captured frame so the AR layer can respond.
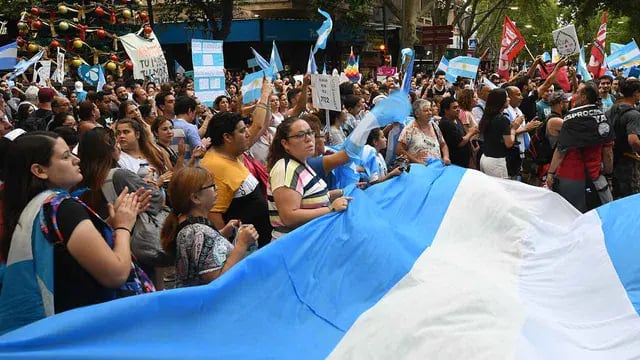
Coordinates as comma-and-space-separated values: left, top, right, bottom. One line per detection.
114, 227, 132, 235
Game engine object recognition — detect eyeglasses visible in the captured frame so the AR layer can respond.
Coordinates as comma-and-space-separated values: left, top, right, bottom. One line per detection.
287, 130, 315, 140
200, 184, 217, 192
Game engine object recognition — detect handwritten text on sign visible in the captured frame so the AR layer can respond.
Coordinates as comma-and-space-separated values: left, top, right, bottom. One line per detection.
311, 74, 341, 111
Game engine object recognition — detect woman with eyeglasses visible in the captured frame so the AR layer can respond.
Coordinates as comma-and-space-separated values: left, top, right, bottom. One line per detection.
161, 166, 257, 287
267, 117, 352, 240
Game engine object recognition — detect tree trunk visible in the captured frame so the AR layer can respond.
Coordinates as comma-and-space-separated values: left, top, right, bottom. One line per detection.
401, 0, 419, 49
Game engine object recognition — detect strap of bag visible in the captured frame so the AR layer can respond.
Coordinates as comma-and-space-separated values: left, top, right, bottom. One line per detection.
101, 168, 119, 204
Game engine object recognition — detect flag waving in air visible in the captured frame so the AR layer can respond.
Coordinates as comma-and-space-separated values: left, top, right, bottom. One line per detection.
270, 41, 283, 72
587, 11, 607, 78
313, 9, 333, 54
497, 17, 526, 80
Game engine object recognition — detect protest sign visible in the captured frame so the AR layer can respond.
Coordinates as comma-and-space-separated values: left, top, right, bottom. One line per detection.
119, 32, 169, 84
33, 61, 51, 86
553, 24, 580, 56
191, 39, 226, 107
311, 74, 341, 111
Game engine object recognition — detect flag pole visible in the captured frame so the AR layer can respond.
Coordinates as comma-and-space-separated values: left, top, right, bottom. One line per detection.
524, 45, 536, 61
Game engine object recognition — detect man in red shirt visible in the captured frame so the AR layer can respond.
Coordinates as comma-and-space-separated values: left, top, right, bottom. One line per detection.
546, 82, 614, 212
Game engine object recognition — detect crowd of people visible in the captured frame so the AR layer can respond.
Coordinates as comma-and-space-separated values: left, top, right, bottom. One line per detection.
0, 53, 639, 335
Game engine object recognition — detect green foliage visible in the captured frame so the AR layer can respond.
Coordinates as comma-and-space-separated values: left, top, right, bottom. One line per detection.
308, 0, 375, 31
155, 0, 233, 40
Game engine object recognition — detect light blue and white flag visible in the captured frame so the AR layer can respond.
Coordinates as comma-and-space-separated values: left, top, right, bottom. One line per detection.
447, 56, 480, 80
240, 70, 269, 104
2, 164, 640, 358
77, 65, 106, 90
578, 44, 592, 81
436, 56, 456, 83
174, 60, 185, 75
605, 40, 640, 69
610, 42, 624, 54
482, 76, 497, 90
313, 8, 333, 54
307, 46, 318, 74
270, 41, 284, 72
0, 42, 17, 70
250, 47, 271, 72
11, 50, 45, 79
436, 56, 448, 73
542, 51, 552, 63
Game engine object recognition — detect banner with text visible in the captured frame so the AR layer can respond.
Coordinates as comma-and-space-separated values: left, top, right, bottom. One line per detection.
311, 74, 341, 111
191, 39, 226, 107
119, 32, 169, 84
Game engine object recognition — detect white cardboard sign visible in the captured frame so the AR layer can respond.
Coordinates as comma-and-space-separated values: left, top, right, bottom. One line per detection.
311, 74, 341, 111
552, 24, 580, 56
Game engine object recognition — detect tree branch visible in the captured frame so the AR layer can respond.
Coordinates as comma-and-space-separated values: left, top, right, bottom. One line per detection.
382, 0, 401, 21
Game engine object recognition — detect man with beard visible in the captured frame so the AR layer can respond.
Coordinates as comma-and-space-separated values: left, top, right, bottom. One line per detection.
546, 82, 614, 212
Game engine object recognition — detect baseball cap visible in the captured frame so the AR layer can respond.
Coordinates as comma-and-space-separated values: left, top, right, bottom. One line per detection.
38, 87, 56, 103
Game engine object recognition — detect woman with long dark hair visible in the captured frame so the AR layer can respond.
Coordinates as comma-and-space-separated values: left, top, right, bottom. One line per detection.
0, 132, 150, 335
478, 88, 523, 178
116, 118, 171, 185
267, 117, 352, 240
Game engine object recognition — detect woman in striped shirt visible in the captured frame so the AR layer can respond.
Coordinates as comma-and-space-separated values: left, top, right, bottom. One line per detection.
266, 118, 352, 240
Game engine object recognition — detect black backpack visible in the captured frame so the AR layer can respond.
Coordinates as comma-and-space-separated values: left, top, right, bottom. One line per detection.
528, 114, 558, 165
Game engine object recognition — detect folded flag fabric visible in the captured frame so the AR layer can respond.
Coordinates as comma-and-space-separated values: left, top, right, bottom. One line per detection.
11, 50, 44, 79
270, 41, 284, 72
482, 76, 497, 90
1, 163, 640, 358
605, 40, 640, 69
307, 46, 318, 75
447, 56, 480, 80
174, 60, 185, 75
0, 42, 17, 70
313, 8, 333, 54
240, 70, 268, 104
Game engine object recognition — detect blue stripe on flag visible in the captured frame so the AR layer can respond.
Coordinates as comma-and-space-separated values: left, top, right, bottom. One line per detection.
0, 164, 465, 358
0, 42, 17, 70
251, 47, 271, 71
597, 194, 640, 315
270, 41, 283, 72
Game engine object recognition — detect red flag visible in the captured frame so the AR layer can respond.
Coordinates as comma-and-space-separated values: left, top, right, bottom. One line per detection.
587, 11, 607, 78
538, 62, 571, 92
498, 17, 526, 80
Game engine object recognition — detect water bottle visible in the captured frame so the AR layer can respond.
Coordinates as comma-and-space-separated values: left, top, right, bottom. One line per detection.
137, 162, 150, 179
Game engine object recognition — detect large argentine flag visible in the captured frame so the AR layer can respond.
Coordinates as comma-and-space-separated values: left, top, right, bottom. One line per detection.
1, 164, 640, 358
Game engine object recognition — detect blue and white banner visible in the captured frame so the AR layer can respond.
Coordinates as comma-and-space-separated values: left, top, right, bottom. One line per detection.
0, 42, 17, 70
1, 164, 640, 358
436, 56, 456, 83
191, 39, 226, 107
313, 8, 333, 54
250, 47, 271, 72
482, 76, 497, 90
448, 56, 480, 80
605, 40, 640, 69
